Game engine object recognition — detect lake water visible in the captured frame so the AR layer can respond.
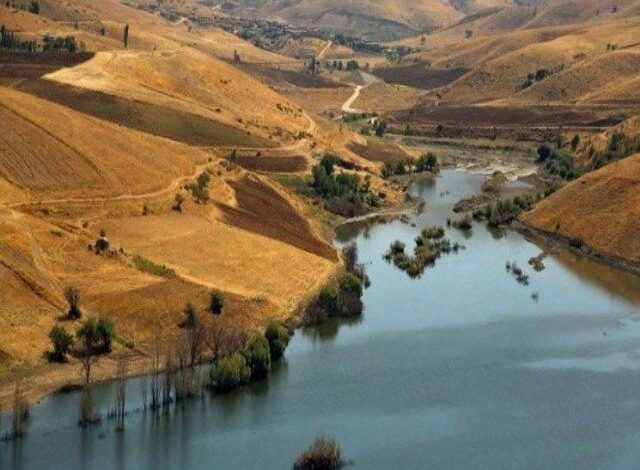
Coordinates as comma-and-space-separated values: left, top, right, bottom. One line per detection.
3, 170, 640, 469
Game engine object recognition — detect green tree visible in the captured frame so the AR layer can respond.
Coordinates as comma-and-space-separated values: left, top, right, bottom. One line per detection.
537, 143, 552, 162
210, 353, 250, 393
265, 320, 289, 361
416, 152, 439, 172
49, 325, 74, 362
96, 317, 115, 353
243, 334, 271, 380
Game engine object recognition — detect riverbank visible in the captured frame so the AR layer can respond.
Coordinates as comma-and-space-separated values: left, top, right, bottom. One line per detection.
0, 260, 343, 413
515, 221, 640, 276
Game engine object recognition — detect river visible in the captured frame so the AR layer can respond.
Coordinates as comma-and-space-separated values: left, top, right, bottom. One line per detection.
3, 170, 640, 469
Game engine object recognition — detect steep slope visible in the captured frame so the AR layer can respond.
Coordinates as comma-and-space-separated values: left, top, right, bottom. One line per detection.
520, 154, 640, 268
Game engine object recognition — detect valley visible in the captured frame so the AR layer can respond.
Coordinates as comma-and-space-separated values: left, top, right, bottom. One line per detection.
0, 0, 639, 468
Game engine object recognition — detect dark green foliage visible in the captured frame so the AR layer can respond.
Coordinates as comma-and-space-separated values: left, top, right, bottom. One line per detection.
571, 134, 580, 150
1, 24, 37, 51
416, 152, 439, 173
209, 353, 250, 393
294, 435, 343, 470
209, 290, 224, 315
190, 172, 211, 204
537, 144, 553, 162
374, 120, 387, 137
49, 325, 74, 362
77, 317, 115, 354
318, 285, 339, 317
243, 334, 271, 380
96, 317, 115, 353
338, 273, 364, 316
42, 35, 77, 53
485, 194, 536, 227
27, 1, 39, 14
384, 225, 461, 278
184, 302, 198, 328
543, 148, 578, 180
311, 159, 379, 217
319, 153, 336, 176
64, 286, 81, 319
265, 320, 290, 361
590, 132, 640, 169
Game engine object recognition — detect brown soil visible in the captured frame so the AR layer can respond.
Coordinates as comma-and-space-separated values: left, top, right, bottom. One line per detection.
218, 175, 338, 262
16, 79, 273, 148
230, 155, 309, 173
348, 139, 411, 165
0, 52, 94, 79
372, 63, 469, 90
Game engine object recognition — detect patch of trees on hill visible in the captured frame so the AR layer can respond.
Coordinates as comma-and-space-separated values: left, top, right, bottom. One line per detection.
311, 153, 380, 217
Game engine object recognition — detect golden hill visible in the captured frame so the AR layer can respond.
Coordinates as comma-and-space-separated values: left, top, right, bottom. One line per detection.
520, 154, 640, 268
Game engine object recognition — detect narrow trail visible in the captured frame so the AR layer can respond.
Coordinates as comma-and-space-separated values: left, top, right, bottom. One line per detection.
1, 113, 318, 210
316, 40, 332, 61
342, 85, 363, 114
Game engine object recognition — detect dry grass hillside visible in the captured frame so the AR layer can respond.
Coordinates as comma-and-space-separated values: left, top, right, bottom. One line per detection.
520, 154, 640, 267
0, 0, 388, 401
229, 0, 509, 41
377, 1, 640, 134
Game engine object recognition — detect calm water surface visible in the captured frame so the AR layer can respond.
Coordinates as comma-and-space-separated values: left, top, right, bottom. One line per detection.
3, 170, 640, 469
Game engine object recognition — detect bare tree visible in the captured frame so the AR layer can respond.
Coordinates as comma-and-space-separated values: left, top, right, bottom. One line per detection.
114, 357, 128, 431
11, 381, 29, 438
150, 332, 162, 411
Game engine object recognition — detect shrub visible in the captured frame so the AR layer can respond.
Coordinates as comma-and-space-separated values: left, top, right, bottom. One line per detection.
265, 320, 290, 361
294, 435, 343, 470
49, 325, 74, 362
318, 285, 339, 317
416, 152, 439, 172
210, 353, 250, 393
64, 286, 81, 319
209, 291, 224, 315
537, 143, 552, 162
184, 302, 199, 328
77, 317, 115, 354
338, 273, 363, 316
96, 317, 116, 353
243, 334, 271, 380
451, 213, 472, 231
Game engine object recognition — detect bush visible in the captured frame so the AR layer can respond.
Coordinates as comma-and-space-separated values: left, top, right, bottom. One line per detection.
265, 320, 290, 361
64, 286, 81, 319
537, 143, 552, 162
210, 353, 251, 393
184, 302, 198, 328
77, 317, 115, 354
318, 286, 339, 317
416, 152, 439, 173
294, 435, 343, 470
96, 317, 116, 353
243, 334, 271, 380
338, 273, 363, 316
49, 325, 74, 362
209, 291, 224, 315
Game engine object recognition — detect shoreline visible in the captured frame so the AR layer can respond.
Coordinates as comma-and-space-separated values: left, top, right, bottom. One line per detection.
514, 221, 640, 276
